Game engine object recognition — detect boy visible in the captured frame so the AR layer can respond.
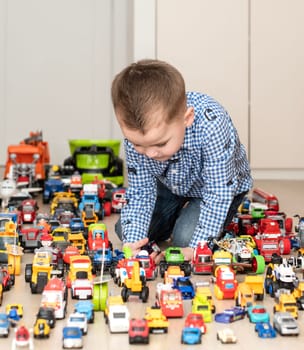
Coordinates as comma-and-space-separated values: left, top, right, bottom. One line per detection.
111, 59, 252, 261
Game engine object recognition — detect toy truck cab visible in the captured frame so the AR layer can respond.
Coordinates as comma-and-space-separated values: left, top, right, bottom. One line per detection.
273, 291, 298, 319
235, 282, 255, 308
213, 265, 238, 300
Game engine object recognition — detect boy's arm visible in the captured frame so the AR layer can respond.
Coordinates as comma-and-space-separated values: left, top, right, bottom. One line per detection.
120, 139, 158, 244
189, 112, 252, 248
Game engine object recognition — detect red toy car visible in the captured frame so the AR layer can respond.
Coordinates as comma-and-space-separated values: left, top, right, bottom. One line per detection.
136, 250, 158, 280
184, 312, 207, 334
0, 266, 15, 291
129, 318, 149, 344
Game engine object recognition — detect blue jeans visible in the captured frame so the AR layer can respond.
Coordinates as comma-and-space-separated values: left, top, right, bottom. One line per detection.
115, 181, 247, 247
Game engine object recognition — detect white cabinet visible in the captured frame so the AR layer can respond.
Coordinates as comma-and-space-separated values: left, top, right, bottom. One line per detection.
156, 0, 249, 148
250, 0, 304, 168
156, 0, 304, 171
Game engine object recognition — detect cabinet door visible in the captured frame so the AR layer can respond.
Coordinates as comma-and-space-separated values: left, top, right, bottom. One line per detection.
156, 0, 249, 149
250, 0, 304, 168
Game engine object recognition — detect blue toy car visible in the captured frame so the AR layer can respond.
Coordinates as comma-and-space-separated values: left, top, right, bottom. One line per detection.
255, 322, 276, 338
247, 305, 270, 323
181, 327, 202, 345
0, 313, 10, 337
74, 300, 95, 324
172, 277, 195, 300
215, 306, 246, 323
62, 326, 83, 349
43, 178, 65, 204
69, 217, 85, 233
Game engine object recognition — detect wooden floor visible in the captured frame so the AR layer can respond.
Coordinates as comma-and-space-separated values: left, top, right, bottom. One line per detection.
0, 177, 304, 350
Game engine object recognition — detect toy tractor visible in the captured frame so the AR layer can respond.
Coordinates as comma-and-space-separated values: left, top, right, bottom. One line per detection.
121, 260, 149, 303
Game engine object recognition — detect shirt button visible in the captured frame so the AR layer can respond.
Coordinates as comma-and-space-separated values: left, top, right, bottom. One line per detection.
171, 169, 177, 174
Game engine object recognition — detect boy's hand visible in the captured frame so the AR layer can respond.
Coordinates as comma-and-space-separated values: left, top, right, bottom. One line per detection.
123, 237, 149, 258
181, 247, 194, 261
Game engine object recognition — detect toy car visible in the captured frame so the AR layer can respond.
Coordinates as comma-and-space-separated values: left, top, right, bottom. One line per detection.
74, 300, 95, 324
247, 305, 269, 323
0, 266, 15, 291
0, 312, 10, 337
255, 322, 276, 338
11, 325, 34, 350
216, 328, 237, 344
62, 326, 83, 349
33, 318, 51, 338
184, 312, 207, 334
181, 326, 202, 345
106, 304, 130, 333
172, 276, 195, 300
67, 312, 88, 335
215, 306, 246, 323
129, 318, 150, 344
36, 306, 56, 329
213, 265, 238, 300
159, 247, 191, 277
6, 304, 24, 318
273, 312, 299, 336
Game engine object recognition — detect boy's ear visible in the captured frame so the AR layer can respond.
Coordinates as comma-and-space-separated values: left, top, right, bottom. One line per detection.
184, 107, 195, 127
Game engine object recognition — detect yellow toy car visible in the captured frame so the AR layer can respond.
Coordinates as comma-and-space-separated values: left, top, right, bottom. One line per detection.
33, 318, 51, 338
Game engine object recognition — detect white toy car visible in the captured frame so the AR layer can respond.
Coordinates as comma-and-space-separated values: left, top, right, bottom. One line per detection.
216, 328, 237, 344
67, 312, 88, 335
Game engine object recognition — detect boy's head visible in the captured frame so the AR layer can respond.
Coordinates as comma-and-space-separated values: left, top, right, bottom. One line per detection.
111, 59, 194, 162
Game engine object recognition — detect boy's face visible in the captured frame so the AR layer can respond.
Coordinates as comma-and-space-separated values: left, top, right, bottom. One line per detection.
117, 107, 194, 162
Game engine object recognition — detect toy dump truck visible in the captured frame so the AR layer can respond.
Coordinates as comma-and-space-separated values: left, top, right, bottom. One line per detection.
63, 139, 124, 186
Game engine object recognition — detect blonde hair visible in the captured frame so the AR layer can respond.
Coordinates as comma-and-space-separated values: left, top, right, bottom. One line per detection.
111, 59, 186, 133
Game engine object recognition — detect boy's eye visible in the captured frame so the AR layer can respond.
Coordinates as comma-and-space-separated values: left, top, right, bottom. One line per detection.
156, 142, 167, 147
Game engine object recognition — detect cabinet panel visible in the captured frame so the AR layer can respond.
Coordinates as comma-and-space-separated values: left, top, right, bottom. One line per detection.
250, 0, 304, 168
156, 0, 249, 149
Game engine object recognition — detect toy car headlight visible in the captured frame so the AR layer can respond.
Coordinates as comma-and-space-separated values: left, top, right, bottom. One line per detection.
33, 153, 40, 161
10, 153, 17, 160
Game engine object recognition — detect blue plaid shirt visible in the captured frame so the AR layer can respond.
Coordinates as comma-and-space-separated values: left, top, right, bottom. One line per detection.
120, 92, 252, 248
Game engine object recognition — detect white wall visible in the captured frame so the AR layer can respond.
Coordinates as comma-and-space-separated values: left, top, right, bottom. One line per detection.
0, 0, 131, 165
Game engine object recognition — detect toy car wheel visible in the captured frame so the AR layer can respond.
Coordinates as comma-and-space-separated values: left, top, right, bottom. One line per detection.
24, 264, 33, 283
121, 286, 129, 302
279, 238, 291, 255
141, 286, 149, 303
183, 263, 192, 277
251, 255, 265, 274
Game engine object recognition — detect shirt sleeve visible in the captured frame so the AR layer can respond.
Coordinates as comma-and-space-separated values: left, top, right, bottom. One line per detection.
120, 140, 158, 243
189, 110, 239, 248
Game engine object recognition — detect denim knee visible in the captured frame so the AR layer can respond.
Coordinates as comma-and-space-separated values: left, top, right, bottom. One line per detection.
171, 198, 201, 247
